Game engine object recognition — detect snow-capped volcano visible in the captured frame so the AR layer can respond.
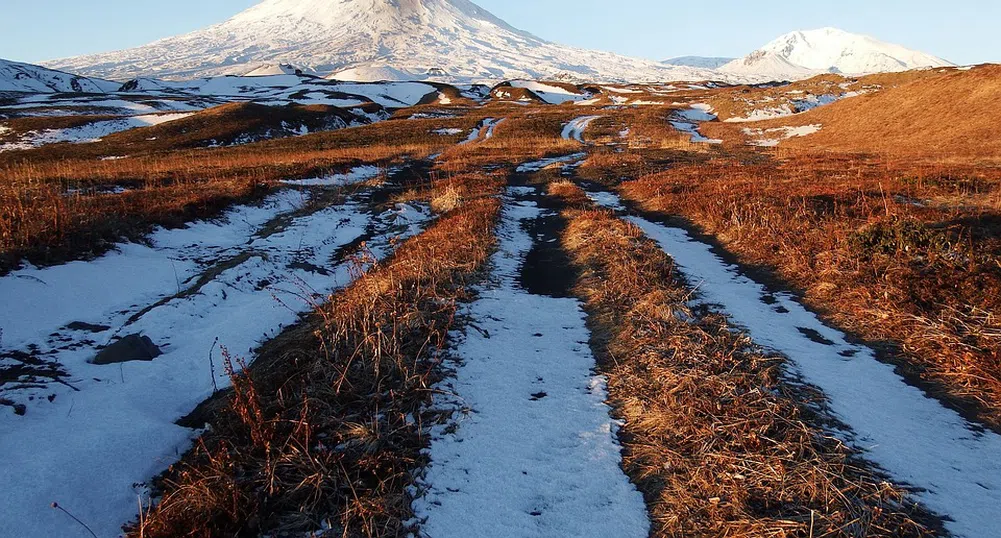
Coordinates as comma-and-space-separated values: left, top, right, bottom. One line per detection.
721, 28, 953, 80
44, 0, 718, 83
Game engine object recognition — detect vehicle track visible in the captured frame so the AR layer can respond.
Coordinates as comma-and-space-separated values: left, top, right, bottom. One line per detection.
585, 188, 1001, 538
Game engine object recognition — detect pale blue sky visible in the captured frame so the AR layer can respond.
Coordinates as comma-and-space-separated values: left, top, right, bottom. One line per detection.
2, 0, 998, 65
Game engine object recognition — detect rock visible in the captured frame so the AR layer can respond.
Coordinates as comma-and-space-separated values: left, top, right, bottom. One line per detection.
92, 334, 162, 365
65, 321, 111, 333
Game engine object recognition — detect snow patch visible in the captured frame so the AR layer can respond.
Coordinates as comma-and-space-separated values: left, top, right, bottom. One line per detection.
515, 153, 588, 173
743, 124, 822, 146
510, 81, 587, 105
282, 165, 382, 187
0, 113, 194, 152
670, 104, 721, 144
561, 115, 601, 143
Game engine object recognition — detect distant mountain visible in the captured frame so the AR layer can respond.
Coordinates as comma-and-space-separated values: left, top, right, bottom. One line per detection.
663, 56, 735, 70
721, 28, 953, 81
719, 51, 821, 81
44, 0, 721, 84
0, 58, 120, 93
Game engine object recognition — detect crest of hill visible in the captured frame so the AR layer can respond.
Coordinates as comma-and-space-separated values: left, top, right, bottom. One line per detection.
0, 58, 120, 93
762, 65, 1001, 161
43, 0, 721, 84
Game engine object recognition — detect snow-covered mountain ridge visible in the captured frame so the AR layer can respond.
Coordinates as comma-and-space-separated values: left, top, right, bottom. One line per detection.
43, 0, 720, 84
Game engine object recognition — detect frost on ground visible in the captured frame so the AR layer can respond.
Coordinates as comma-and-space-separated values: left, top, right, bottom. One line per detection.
0, 113, 193, 152
670, 104, 722, 144
0, 186, 431, 538
411, 189, 649, 538
586, 191, 1001, 538
743, 124, 822, 146
561, 115, 601, 143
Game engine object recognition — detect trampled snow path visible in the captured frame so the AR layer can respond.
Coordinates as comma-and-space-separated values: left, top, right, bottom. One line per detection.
411, 189, 649, 538
483, 117, 505, 139
0, 186, 430, 538
561, 115, 601, 143
587, 191, 1001, 538
670, 104, 722, 144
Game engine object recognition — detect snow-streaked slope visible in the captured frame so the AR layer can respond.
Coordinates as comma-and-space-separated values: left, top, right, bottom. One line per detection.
663, 56, 735, 69
329, 65, 417, 82
722, 28, 953, 81
0, 58, 120, 93
119, 74, 437, 108
0, 113, 194, 152
44, 0, 720, 84
244, 63, 316, 77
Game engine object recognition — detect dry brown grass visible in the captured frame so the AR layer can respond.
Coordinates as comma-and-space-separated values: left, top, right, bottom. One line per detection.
0, 175, 266, 273
551, 182, 939, 537
733, 65, 1001, 162
621, 153, 1001, 428
700, 69, 950, 123
130, 181, 502, 538
0, 112, 478, 273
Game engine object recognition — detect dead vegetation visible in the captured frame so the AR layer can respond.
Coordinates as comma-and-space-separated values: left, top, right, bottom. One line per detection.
710, 65, 1001, 162
551, 181, 940, 537
129, 179, 502, 537
0, 110, 479, 274
621, 153, 1001, 429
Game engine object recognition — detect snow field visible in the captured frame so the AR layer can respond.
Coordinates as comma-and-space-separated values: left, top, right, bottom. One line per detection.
0, 185, 431, 538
